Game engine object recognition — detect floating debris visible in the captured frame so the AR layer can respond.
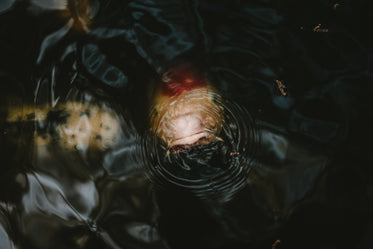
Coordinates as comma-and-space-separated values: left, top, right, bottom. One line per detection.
313, 24, 329, 32
275, 80, 287, 96
272, 239, 281, 249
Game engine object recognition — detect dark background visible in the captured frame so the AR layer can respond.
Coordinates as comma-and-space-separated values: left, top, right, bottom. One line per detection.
1, 0, 373, 248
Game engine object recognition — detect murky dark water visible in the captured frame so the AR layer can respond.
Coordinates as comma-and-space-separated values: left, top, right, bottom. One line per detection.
1, 0, 372, 248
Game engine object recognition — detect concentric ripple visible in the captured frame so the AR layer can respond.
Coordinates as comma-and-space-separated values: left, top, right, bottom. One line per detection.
142, 99, 259, 202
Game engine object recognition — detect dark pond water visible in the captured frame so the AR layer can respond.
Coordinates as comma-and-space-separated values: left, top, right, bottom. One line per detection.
1, 0, 372, 248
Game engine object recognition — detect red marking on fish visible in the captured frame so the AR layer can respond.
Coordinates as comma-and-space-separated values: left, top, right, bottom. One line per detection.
161, 65, 209, 97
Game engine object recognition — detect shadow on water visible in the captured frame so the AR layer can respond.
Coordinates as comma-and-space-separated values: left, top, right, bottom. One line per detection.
1, 0, 373, 249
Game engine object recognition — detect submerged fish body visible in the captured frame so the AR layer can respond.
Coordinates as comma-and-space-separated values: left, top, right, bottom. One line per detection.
150, 65, 224, 151
5, 102, 122, 153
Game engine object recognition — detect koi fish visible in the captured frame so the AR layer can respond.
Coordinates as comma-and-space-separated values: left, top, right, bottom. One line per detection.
4, 101, 121, 152
149, 64, 224, 153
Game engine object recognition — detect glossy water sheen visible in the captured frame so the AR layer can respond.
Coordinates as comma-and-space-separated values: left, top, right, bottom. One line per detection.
1, 0, 372, 249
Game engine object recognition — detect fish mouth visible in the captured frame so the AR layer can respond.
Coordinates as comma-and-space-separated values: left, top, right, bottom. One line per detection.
168, 112, 213, 148
169, 131, 215, 153
171, 131, 212, 146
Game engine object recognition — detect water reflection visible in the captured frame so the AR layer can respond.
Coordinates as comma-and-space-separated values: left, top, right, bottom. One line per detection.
30, 0, 68, 11
0, 205, 16, 249
82, 44, 128, 88
0, 0, 14, 14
